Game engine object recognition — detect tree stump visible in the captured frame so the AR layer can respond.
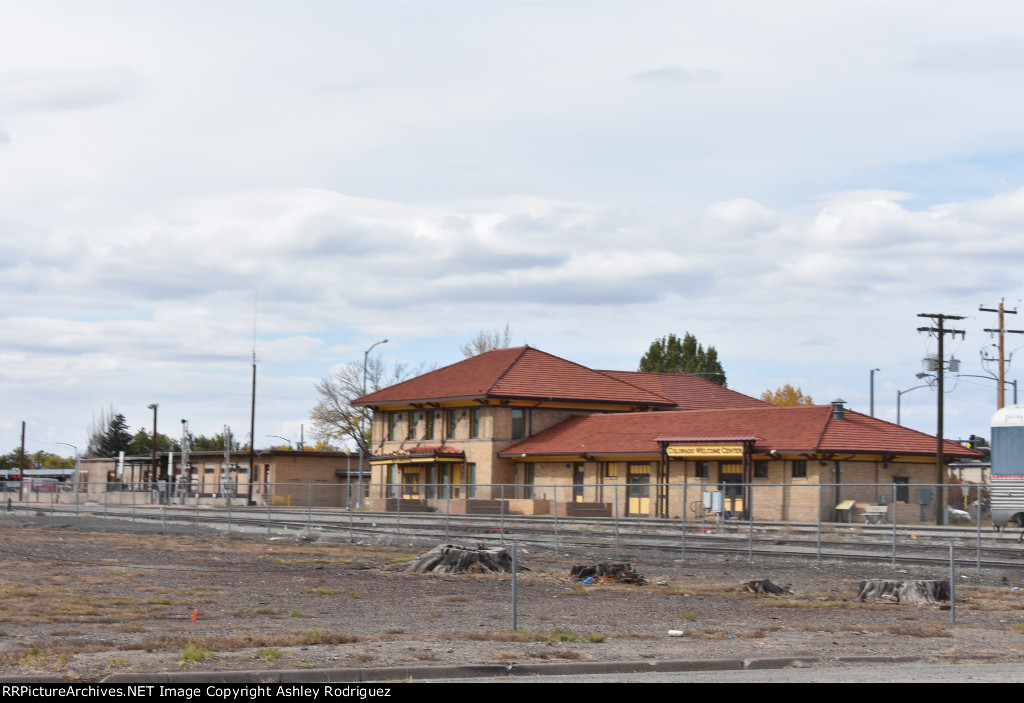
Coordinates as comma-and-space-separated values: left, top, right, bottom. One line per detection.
408, 544, 517, 574
570, 563, 646, 585
742, 579, 793, 595
856, 579, 950, 604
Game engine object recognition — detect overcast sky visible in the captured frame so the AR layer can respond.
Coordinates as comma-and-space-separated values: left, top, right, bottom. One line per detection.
4, 1, 1024, 458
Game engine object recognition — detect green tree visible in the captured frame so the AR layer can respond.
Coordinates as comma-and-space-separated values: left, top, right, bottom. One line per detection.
127, 428, 181, 456
760, 385, 814, 406
638, 333, 727, 386
97, 413, 133, 457
190, 432, 239, 452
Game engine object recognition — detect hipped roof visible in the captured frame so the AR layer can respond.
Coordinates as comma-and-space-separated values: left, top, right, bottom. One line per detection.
354, 346, 676, 407
498, 405, 983, 459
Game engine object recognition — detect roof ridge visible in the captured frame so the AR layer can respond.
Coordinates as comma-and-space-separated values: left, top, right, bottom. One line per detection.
812, 405, 831, 451
485, 345, 532, 395
591, 369, 675, 404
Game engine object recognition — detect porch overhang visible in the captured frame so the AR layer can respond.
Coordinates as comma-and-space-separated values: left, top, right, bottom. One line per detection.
368, 447, 466, 465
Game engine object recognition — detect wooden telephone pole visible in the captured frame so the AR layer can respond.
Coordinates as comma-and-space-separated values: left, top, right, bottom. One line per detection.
917, 313, 965, 525
980, 300, 1024, 409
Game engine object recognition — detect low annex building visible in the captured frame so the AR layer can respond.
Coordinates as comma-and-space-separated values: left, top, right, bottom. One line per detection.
355, 346, 982, 523
78, 449, 365, 507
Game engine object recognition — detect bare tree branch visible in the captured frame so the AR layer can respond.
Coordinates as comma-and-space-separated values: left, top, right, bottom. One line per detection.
460, 323, 513, 358
310, 357, 429, 453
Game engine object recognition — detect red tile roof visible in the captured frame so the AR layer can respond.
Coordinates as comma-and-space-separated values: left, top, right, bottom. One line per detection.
354, 346, 676, 407
600, 370, 770, 410
499, 406, 983, 459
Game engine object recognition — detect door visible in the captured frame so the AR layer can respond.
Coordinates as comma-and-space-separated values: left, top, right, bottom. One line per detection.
401, 471, 420, 499
627, 464, 650, 516
572, 463, 585, 502
720, 462, 743, 514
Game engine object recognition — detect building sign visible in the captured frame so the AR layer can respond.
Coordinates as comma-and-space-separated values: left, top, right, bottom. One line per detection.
666, 444, 744, 459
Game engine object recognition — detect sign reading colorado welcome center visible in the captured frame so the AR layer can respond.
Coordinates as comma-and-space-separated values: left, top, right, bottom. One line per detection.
666, 445, 744, 458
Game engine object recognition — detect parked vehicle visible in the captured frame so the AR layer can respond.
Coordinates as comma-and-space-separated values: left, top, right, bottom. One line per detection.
990, 404, 1024, 533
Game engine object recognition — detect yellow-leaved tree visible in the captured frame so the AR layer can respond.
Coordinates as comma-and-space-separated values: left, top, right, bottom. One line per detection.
760, 384, 814, 406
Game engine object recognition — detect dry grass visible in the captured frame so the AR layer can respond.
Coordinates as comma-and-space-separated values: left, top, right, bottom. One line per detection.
684, 628, 729, 640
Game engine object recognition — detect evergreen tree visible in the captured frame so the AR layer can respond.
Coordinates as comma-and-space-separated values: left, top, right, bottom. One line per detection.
638, 332, 727, 386
98, 414, 133, 457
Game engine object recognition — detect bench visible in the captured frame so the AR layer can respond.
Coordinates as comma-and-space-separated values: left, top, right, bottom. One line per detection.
863, 505, 888, 524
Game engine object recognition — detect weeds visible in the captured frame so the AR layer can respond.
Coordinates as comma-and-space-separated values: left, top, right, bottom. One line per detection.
179, 645, 215, 664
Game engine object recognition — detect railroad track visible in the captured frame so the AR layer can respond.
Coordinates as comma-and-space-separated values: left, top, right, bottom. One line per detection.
11, 502, 1024, 571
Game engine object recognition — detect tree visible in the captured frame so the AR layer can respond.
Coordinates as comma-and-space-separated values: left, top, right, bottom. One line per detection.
461, 324, 513, 358
638, 333, 727, 386
96, 413, 133, 457
127, 428, 181, 456
190, 431, 240, 452
760, 385, 815, 406
311, 356, 427, 454
85, 405, 118, 457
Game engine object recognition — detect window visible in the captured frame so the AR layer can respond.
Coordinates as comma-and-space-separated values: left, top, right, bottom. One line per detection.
893, 476, 909, 503
792, 460, 807, 478
695, 461, 710, 479
466, 462, 476, 498
387, 413, 398, 441
754, 460, 769, 478
511, 408, 524, 440
470, 408, 481, 438
604, 462, 617, 478
446, 410, 457, 439
407, 412, 416, 440
424, 412, 434, 440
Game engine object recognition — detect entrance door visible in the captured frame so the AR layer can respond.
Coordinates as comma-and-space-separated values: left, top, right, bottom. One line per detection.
720, 463, 743, 515
401, 471, 420, 499
572, 463, 585, 502
627, 464, 650, 516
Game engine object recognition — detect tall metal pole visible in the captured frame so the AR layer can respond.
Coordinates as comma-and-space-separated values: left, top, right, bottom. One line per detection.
870, 369, 879, 417
247, 354, 256, 506
357, 339, 387, 509
148, 404, 158, 483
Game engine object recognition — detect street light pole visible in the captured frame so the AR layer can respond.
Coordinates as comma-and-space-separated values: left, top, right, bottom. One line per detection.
56, 442, 79, 491
147, 404, 159, 483
870, 369, 880, 417
357, 339, 388, 509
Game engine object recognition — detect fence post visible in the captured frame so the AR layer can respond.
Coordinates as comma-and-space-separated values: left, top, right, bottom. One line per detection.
680, 480, 686, 560
194, 489, 199, 537
347, 483, 354, 544
747, 481, 754, 564
307, 483, 312, 533
816, 482, 822, 565
552, 483, 560, 553
395, 489, 402, 547
268, 484, 272, 538
614, 483, 620, 560
976, 489, 982, 577
949, 541, 957, 624
500, 484, 506, 548
445, 483, 450, 544
891, 482, 898, 568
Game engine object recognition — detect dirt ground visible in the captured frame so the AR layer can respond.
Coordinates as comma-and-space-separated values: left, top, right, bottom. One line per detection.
2, 517, 1024, 682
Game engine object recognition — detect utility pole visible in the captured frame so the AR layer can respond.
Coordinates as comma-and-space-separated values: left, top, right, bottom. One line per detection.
917, 313, 965, 525
980, 300, 1024, 409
